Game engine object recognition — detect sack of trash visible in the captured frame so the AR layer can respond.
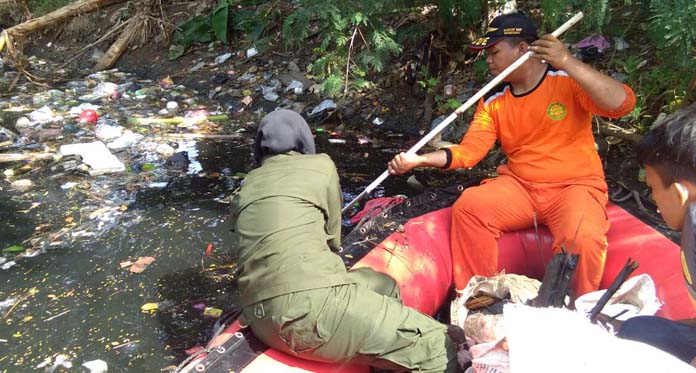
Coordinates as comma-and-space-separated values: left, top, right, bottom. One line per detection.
574, 273, 661, 321
451, 272, 541, 328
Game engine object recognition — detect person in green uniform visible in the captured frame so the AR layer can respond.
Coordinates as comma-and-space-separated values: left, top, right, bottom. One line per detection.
231, 109, 463, 372
618, 103, 696, 366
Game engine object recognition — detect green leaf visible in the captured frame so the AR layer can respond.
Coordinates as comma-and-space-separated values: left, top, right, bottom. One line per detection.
168, 44, 187, 61
322, 74, 343, 97
445, 98, 463, 111
173, 15, 214, 46
212, 0, 229, 43
351, 78, 374, 90
3, 245, 25, 253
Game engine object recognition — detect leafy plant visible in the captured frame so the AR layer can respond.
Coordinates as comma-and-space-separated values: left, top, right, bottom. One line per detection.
614, 55, 648, 78
417, 75, 439, 93
169, 0, 230, 60
231, 1, 278, 43
647, 0, 696, 68
473, 58, 489, 82
436, 97, 463, 114
282, 1, 405, 96
26, 0, 71, 16
435, 0, 483, 36
212, 1, 229, 43
537, 0, 618, 34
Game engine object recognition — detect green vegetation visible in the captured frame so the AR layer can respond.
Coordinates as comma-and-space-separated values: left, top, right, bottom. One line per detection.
27, 0, 72, 16
167, 0, 693, 127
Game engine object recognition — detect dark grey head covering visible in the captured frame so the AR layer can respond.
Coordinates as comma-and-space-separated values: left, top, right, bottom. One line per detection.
253, 109, 316, 164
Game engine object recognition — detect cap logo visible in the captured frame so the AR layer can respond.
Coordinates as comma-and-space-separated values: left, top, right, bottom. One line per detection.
503, 27, 522, 35
547, 102, 567, 121
485, 27, 498, 34
472, 37, 489, 46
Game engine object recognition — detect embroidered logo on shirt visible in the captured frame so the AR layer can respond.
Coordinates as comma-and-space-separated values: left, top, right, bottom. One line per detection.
547, 102, 567, 121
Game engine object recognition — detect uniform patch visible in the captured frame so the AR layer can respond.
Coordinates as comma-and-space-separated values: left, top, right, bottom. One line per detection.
547, 102, 567, 121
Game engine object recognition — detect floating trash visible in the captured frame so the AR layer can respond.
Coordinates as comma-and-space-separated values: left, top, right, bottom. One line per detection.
309, 99, 337, 117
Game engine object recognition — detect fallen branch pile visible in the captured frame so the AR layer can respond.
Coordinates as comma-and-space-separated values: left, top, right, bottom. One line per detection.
0, 0, 169, 88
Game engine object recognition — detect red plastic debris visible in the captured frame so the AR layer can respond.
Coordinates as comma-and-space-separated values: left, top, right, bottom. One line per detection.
185, 346, 204, 355
349, 196, 406, 225
78, 109, 99, 125
205, 243, 214, 257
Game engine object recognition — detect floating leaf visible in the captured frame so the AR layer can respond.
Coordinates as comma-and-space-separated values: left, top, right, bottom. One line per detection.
3, 245, 25, 253
141, 303, 159, 314
130, 256, 156, 274
203, 307, 223, 318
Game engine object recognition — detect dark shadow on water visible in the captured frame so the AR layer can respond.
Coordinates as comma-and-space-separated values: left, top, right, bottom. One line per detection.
156, 266, 238, 359
129, 176, 234, 209
0, 198, 36, 247
130, 140, 253, 209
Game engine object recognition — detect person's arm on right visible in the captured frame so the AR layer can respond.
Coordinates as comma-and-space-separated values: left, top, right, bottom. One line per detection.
530, 34, 635, 117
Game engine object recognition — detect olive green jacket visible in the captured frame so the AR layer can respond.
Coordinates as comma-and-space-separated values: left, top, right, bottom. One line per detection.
231, 152, 353, 306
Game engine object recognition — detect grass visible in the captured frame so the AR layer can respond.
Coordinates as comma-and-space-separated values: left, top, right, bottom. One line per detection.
27, 0, 72, 17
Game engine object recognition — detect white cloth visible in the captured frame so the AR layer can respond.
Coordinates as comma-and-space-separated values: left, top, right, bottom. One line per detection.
504, 303, 693, 373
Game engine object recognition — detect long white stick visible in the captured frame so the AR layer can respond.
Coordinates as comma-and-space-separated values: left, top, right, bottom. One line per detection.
342, 12, 584, 214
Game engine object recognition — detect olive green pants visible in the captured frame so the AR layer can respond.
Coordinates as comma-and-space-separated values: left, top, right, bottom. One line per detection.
240, 268, 458, 372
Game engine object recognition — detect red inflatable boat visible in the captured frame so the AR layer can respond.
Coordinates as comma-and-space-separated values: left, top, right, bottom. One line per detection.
178, 183, 696, 373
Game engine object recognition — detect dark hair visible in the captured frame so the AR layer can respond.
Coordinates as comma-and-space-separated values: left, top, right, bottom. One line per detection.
636, 103, 696, 186
504, 36, 536, 48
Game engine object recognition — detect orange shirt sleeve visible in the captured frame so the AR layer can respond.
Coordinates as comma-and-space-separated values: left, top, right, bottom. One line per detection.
571, 81, 636, 118
443, 100, 498, 170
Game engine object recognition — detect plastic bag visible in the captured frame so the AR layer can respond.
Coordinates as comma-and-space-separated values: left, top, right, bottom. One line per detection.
574, 274, 660, 321
469, 337, 510, 373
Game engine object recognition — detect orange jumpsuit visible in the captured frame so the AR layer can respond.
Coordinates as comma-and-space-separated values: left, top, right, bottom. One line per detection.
443, 66, 635, 296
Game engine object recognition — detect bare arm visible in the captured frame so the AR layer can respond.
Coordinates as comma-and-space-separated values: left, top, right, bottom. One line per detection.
530, 35, 627, 111
387, 150, 448, 175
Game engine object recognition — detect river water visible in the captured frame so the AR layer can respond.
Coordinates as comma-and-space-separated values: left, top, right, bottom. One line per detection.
0, 121, 417, 372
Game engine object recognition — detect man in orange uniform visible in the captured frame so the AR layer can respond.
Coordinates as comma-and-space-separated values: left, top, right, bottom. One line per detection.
388, 13, 636, 296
